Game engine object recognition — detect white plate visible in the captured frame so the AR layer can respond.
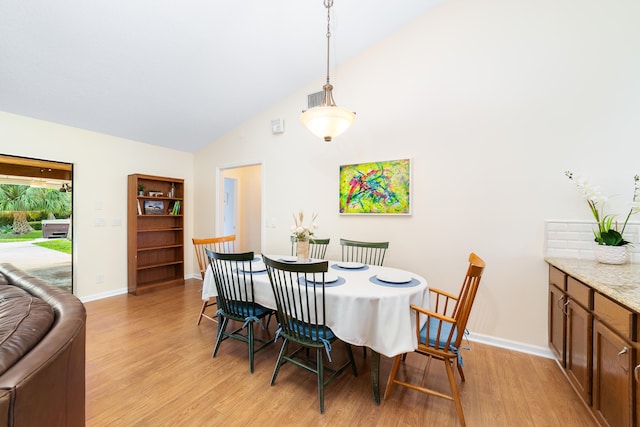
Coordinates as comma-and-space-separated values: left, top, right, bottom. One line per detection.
239, 260, 266, 272
376, 271, 412, 284
281, 256, 297, 262
337, 261, 365, 269
308, 272, 339, 283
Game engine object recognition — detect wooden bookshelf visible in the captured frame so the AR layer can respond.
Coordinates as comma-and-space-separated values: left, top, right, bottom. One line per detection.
127, 174, 185, 295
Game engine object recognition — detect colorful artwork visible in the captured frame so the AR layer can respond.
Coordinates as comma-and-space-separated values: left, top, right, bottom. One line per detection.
339, 159, 411, 215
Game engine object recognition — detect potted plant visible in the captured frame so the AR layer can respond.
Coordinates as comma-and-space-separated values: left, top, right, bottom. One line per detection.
566, 171, 640, 263
291, 211, 318, 260
137, 184, 145, 196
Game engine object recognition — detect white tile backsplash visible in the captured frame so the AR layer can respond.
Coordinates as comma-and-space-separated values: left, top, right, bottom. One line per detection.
545, 220, 640, 263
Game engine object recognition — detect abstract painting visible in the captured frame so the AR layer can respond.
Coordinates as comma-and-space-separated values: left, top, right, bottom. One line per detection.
339, 158, 411, 215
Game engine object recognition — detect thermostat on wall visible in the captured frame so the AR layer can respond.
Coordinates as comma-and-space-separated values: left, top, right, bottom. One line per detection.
271, 118, 284, 134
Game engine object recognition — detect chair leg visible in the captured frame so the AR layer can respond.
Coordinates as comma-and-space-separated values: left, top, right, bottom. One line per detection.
317, 347, 324, 414
383, 354, 403, 400
197, 298, 217, 325
248, 322, 255, 373
270, 339, 289, 386
212, 316, 228, 358
444, 358, 466, 427
345, 343, 357, 377
456, 359, 466, 382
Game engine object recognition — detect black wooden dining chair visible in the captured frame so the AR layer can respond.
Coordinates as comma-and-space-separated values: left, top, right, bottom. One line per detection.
205, 249, 274, 373
339, 238, 388, 266
290, 236, 331, 259
262, 255, 357, 414
340, 238, 389, 357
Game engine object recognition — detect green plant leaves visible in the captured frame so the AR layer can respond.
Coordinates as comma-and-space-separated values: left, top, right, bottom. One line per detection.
597, 229, 630, 246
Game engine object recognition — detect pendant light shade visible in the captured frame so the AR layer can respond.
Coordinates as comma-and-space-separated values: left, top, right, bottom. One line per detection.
301, 105, 355, 142
301, 0, 355, 142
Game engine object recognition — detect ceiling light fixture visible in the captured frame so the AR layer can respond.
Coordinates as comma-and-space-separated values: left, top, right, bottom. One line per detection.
300, 0, 355, 143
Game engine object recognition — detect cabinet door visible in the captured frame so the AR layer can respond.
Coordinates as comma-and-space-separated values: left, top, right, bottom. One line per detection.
549, 284, 567, 365
567, 299, 592, 405
592, 319, 633, 427
635, 356, 639, 427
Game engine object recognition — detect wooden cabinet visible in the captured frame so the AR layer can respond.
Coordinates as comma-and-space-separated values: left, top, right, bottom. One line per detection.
548, 264, 639, 426
566, 277, 593, 405
592, 293, 637, 427
128, 174, 185, 295
548, 266, 567, 365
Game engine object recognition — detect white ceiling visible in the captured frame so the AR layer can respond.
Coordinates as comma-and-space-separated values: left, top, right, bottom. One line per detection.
0, 1, 442, 152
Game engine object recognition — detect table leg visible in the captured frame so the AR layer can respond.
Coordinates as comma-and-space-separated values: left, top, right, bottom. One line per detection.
371, 349, 380, 404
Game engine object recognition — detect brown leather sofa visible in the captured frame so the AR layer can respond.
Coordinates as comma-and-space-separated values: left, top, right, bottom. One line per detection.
0, 263, 85, 427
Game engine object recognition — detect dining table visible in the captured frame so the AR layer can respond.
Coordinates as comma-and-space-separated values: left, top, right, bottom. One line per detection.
202, 254, 430, 404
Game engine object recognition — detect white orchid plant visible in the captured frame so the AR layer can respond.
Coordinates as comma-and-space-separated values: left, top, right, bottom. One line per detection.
565, 171, 640, 246
291, 211, 318, 240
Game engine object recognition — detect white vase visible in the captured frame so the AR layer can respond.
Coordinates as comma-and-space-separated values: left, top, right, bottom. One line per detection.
593, 244, 629, 265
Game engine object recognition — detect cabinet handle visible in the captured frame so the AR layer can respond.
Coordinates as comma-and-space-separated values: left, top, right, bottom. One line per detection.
617, 346, 628, 372
561, 300, 569, 315
635, 364, 640, 382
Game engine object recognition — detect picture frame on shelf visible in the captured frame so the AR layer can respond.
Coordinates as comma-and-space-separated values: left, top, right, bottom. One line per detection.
143, 200, 165, 215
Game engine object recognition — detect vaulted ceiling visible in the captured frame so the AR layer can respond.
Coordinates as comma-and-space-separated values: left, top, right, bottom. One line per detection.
0, 1, 442, 153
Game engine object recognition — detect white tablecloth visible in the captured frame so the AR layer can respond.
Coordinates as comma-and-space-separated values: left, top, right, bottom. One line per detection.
202, 256, 429, 358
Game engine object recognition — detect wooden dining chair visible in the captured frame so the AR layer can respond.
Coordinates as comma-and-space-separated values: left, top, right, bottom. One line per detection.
192, 235, 236, 325
383, 252, 486, 427
206, 249, 274, 373
290, 236, 331, 259
262, 255, 357, 414
339, 238, 388, 266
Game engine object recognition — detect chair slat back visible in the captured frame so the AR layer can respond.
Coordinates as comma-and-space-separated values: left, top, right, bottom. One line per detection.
205, 249, 258, 319
263, 255, 329, 347
192, 235, 236, 279
340, 238, 389, 266
419, 252, 485, 352
291, 237, 331, 259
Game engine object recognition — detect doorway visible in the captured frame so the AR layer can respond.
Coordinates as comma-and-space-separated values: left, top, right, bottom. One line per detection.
217, 163, 262, 253
0, 154, 73, 293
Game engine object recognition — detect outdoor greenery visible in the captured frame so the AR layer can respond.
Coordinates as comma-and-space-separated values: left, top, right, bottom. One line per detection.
33, 239, 72, 254
0, 184, 71, 235
0, 230, 42, 241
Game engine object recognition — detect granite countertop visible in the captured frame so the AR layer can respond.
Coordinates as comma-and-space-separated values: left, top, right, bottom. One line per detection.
545, 257, 640, 313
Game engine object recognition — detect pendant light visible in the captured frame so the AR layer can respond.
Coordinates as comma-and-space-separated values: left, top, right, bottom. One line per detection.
300, 0, 355, 143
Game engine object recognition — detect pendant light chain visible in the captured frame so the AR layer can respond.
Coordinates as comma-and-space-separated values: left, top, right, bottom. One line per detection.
300, 0, 355, 142
325, 0, 333, 86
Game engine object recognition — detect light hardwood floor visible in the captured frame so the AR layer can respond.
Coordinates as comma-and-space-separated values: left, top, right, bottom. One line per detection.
85, 279, 598, 427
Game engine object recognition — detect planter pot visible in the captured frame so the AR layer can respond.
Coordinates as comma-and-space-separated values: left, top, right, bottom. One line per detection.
594, 244, 629, 265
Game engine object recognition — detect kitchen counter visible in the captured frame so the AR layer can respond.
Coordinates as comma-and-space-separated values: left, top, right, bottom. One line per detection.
545, 257, 640, 313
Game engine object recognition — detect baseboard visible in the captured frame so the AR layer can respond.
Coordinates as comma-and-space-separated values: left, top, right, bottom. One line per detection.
80, 287, 128, 303
467, 331, 555, 359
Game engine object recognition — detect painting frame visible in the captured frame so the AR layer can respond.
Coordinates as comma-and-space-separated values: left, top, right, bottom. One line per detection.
339, 158, 412, 215
143, 200, 165, 215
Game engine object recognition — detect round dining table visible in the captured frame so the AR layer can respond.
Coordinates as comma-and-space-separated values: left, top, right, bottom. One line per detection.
202, 255, 430, 403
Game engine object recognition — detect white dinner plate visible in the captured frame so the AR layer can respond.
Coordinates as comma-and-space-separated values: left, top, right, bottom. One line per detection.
281, 256, 297, 262
308, 272, 339, 283
376, 271, 412, 284
239, 260, 266, 272
337, 261, 365, 269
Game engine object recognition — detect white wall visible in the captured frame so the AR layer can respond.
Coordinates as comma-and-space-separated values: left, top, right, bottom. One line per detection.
193, 0, 640, 351
0, 111, 194, 299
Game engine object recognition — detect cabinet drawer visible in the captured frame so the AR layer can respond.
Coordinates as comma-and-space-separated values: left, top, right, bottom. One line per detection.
567, 277, 592, 309
594, 292, 637, 341
549, 266, 566, 291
